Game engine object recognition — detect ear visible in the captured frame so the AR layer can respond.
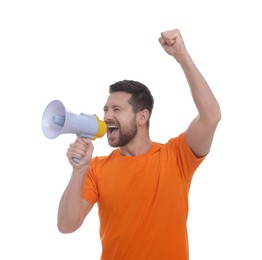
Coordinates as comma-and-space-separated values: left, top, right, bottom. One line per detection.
137, 109, 150, 126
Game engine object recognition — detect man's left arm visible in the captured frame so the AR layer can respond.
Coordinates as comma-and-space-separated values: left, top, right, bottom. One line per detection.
159, 29, 221, 157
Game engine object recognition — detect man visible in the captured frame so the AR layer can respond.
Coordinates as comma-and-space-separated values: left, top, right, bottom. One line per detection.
57, 28, 221, 259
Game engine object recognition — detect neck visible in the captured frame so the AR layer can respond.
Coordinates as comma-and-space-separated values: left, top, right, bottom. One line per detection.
119, 138, 153, 156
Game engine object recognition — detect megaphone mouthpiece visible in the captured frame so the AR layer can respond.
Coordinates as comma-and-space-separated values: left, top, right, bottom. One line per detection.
52, 115, 65, 127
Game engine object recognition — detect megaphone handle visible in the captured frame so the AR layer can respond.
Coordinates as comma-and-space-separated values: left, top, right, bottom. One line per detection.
72, 133, 89, 164
73, 157, 81, 164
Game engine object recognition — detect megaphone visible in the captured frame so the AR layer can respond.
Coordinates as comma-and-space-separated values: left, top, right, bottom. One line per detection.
42, 100, 107, 163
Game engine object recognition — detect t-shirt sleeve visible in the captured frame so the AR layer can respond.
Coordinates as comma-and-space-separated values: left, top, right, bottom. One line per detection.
168, 132, 206, 181
82, 158, 99, 205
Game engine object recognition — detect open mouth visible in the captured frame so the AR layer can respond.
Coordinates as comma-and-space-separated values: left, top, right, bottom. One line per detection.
107, 125, 119, 135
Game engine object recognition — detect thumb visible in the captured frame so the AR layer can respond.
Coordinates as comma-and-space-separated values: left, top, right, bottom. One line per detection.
159, 37, 166, 46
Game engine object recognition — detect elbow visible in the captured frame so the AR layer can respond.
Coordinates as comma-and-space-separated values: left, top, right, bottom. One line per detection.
57, 223, 72, 234
216, 105, 222, 124
211, 113, 222, 130
57, 220, 79, 234
214, 110, 222, 125
204, 106, 222, 129
57, 225, 70, 234
211, 103, 222, 125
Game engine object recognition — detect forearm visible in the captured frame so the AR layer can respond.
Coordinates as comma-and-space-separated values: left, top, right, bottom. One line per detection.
178, 53, 221, 121
57, 170, 87, 233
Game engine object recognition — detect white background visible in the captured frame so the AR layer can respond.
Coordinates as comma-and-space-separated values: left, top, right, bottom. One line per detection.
1, 0, 261, 259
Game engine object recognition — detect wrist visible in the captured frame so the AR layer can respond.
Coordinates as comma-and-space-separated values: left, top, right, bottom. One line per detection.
174, 51, 191, 65
72, 166, 88, 177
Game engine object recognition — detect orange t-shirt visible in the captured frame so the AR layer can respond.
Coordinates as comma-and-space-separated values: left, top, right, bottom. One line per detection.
82, 132, 205, 260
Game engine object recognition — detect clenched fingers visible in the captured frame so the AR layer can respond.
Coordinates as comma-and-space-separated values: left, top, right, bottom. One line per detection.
66, 138, 94, 164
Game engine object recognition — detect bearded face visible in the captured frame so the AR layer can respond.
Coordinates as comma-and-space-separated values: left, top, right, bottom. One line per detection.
107, 114, 138, 147
104, 92, 139, 148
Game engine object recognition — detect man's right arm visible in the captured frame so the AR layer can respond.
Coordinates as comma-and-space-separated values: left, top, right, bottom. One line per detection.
57, 138, 94, 233
57, 172, 93, 233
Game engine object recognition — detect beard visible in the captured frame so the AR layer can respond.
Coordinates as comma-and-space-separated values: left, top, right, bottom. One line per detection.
108, 118, 137, 148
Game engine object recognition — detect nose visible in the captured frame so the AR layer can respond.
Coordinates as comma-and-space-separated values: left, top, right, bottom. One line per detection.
103, 109, 113, 122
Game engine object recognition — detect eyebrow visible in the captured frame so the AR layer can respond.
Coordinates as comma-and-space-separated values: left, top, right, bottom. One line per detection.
103, 105, 122, 110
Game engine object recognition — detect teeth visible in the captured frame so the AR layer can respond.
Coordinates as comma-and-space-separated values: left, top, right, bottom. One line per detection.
107, 125, 118, 134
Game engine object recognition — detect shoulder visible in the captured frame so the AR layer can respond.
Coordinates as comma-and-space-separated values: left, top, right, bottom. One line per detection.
154, 132, 186, 151
157, 132, 205, 161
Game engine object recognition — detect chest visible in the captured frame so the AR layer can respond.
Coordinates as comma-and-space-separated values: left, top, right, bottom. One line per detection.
100, 156, 160, 201
96, 153, 183, 212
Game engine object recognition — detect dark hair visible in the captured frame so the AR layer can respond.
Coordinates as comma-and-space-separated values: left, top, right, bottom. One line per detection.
109, 80, 154, 128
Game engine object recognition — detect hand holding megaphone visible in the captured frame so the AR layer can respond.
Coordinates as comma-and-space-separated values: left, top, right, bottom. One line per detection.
42, 100, 107, 163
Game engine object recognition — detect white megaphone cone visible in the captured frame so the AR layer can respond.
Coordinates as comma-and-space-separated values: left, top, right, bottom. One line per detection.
42, 100, 107, 163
